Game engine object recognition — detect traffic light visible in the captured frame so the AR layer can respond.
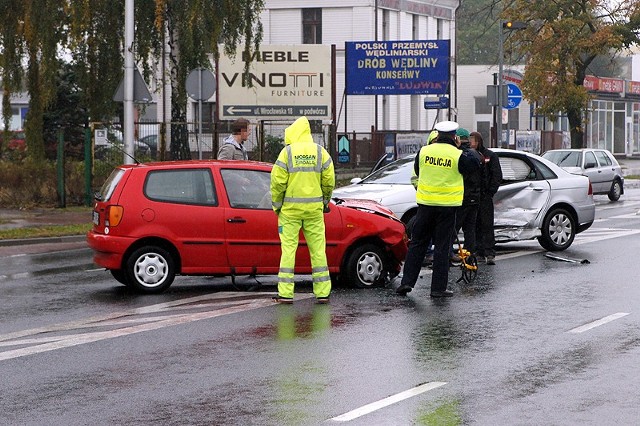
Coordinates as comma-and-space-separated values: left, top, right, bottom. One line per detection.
503, 21, 527, 30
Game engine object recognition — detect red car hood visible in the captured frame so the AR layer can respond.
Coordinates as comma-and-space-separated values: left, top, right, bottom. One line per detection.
336, 198, 400, 221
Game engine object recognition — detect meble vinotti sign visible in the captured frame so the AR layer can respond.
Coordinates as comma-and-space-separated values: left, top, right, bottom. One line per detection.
217, 44, 332, 120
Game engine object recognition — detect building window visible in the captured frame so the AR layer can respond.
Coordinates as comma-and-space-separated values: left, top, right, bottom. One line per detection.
302, 8, 322, 44
474, 97, 492, 115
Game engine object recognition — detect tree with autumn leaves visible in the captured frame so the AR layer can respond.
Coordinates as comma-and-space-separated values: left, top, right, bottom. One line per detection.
501, 0, 640, 148
0, 0, 264, 161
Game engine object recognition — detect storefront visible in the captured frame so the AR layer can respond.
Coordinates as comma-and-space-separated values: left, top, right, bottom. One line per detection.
585, 75, 640, 156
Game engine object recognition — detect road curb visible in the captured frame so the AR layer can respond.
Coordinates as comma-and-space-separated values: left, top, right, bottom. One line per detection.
0, 235, 86, 247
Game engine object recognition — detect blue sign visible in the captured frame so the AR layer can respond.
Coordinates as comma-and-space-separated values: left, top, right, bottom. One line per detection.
504, 83, 522, 110
345, 40, 451, 95
337, 135, 350, 163
424, 96, 450, 109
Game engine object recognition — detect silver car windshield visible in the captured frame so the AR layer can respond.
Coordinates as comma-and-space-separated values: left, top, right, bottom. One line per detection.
361, 155, 416, 184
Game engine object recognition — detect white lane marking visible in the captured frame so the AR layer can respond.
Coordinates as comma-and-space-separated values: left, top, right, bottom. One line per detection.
0, 292, 314, 361
568, 312, 630, 334
330, 382, 447, 422
0, 299, 274, 361
0, 292, 273, 342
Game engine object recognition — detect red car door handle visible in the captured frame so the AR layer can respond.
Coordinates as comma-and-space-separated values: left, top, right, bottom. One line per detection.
227, 217, 246, 223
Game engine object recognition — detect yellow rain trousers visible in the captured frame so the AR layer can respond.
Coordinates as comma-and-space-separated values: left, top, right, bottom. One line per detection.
271, 116, 335, 300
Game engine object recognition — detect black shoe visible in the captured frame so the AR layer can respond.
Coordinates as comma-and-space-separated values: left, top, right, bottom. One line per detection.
396, 284, 413, 296
272, 296, 293, 304
430, 290, 454, 298
316, 297, 330, 304
486, 255, 495, 265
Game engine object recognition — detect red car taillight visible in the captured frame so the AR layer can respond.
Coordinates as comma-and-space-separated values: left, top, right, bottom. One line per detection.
588, 181, 593, 195
106, 205, 124, 227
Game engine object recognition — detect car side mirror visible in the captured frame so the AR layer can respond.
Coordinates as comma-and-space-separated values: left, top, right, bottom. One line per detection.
350, 177, 363, 184
584, 162, 596, 169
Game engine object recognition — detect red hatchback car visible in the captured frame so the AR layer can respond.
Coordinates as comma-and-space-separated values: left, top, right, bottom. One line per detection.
87, 160, 408, 293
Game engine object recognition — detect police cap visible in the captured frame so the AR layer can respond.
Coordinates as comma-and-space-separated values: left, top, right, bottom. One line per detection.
434, 120, 459, 134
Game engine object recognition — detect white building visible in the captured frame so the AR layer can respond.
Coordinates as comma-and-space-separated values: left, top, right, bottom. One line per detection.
260, 0, 460, 133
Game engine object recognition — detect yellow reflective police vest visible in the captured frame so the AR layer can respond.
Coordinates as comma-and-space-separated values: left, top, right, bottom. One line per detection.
416, 143, 464, 206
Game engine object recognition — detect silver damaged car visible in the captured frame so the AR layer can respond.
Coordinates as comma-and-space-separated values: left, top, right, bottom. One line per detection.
333, 149, 596, 251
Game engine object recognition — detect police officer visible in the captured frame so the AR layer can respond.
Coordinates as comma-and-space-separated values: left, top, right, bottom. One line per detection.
396, 121, 480, 298
270, 116, 335, 304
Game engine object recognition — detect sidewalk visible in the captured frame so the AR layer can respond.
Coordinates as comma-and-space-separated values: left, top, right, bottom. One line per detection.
0, 208, 90, 248
619, 156, 640, 178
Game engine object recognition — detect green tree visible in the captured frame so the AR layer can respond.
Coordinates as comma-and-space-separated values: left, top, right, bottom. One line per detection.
42, 62, 89, 160
1, 1, 264, 161
67, 0, 264, 160
0, 0, 66, 161
502, 0, 640, 148
457, 0, 502, 65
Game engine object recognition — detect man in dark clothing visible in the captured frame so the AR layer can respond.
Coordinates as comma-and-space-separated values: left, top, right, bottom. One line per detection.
453, 128, 483, 256
396, 121, 481, 298
470, 131, 502, 265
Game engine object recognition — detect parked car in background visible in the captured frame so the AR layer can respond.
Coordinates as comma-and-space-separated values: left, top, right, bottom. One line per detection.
88, 160, 408, 293
94, 129, 151, 160
333, 149, 595, 251
542, 148, 624, 201
138, 134, 158, 157
0, 130, 26, 152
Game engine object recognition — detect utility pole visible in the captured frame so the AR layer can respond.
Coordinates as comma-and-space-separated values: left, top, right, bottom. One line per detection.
124, 0, 135, 164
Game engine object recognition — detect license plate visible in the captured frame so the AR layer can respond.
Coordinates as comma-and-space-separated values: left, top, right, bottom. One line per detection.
93, 211, 100, 226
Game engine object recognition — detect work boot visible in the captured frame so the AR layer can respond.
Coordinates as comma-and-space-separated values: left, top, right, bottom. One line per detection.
486, 255, 495, 265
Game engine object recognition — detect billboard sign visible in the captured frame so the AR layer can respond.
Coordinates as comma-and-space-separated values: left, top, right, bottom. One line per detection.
345, 40, 450, 95
218, 44, 332, 120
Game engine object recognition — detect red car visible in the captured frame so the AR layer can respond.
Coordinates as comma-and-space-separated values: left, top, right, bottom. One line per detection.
87, 160, 407, 293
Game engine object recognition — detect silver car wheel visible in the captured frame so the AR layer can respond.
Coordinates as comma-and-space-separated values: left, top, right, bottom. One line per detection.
344, 243, 387, 288
125, 245, 176, 293
538, 207, 576, 251
357, 251, 383, 285
549, 212, 572, 245
134, 253, 168, 288
608, 180, 622, 201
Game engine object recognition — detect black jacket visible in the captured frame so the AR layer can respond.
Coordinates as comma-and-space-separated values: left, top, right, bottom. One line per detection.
459, 142, 482, 205
477, 146, 502, 196
412, 138, 481, 180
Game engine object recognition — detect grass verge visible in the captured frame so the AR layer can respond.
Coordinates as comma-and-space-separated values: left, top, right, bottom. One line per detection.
0, 223, 91, 240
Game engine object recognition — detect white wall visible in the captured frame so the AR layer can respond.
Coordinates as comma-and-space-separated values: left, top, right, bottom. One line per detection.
260, 1, 459, 133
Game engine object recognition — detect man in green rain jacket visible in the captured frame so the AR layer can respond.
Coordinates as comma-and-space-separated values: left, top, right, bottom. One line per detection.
270, 116, 335, 304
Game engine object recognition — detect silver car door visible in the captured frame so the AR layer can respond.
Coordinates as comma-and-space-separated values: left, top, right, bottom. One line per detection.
493, 155, 551, 242
582, 150, 606, 192
594, 150, 615, 192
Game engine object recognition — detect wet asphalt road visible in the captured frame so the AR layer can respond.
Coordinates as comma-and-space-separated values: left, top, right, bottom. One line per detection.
1, 190, 640, 425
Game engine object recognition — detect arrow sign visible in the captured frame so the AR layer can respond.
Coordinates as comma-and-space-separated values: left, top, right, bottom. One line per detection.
503, 83, 522, 110
226, 106, 253, 115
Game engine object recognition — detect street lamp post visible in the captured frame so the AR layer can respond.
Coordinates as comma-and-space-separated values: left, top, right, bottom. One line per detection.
497, 20, 527, 149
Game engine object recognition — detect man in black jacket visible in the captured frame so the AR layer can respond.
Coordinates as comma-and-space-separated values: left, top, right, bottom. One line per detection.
453, 128, 482, 256
470, 132, 502, 265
